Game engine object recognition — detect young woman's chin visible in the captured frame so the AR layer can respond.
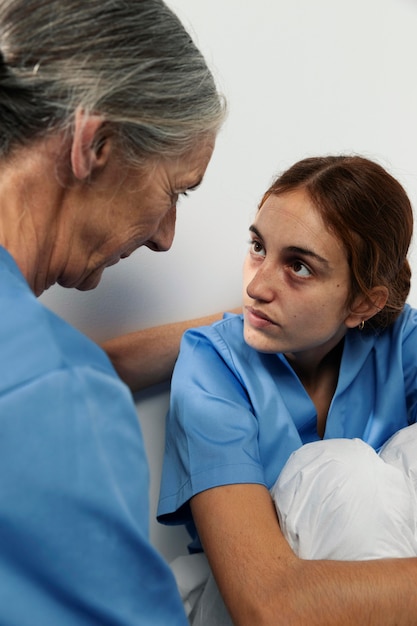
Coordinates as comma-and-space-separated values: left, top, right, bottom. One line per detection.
243, 326, 280, 354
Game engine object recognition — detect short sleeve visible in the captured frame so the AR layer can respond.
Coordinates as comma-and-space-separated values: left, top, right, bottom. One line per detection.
0, 366, 187, 626
158, 324, 267, 525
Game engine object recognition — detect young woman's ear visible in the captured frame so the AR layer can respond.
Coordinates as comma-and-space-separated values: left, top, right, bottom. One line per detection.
70, 106, 110, 180
345, 286, 389, 329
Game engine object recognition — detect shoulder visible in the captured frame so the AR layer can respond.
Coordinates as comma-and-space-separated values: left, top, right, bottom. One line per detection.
0, 249, 116, 393
0, 245, 141, 445
343, 304, 417, 385
175, 312, 259, 391
347, 304, 417, 353
388, 303, 417, 372
183, 311, 244, 343
180, 312, 246, 361
0, 251, 148, 529
395, 303, 417, 336
372, 304, 417, 349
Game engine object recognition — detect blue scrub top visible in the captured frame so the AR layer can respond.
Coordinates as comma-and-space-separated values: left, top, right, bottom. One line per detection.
158, 308, 417, 528
0, 247, 187, 625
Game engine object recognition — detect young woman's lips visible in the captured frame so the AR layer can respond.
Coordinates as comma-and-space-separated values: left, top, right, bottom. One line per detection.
245, 306, 276, 328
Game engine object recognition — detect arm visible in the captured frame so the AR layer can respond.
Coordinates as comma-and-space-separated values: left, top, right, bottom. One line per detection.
191, 483, 417, 626
0, 367, 187, 625
102, 309, 241, 391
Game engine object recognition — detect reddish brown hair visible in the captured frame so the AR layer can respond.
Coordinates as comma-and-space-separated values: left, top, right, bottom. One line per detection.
260, 156, 413, 331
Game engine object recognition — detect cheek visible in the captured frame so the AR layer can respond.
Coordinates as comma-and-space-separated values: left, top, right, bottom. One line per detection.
161, 204, 177, 229
312, 289, 351, 330
130, 201, 169, 237
242, 255, 254, 290
329, 283, 351, 315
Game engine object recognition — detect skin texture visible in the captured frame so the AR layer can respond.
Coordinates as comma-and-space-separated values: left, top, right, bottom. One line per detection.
0, 110, 230, 391
243, 189, 386, 434
0, 107, 243, 392
243, 190, 358, 361
0, 109, 215, 297
191, 484, 417, 626
189, 189, 417, 626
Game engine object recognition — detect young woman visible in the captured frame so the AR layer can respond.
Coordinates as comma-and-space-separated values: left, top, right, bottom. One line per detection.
158, 155, 417, 625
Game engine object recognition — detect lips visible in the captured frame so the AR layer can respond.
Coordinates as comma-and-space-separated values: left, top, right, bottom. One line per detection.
245, 306, 276, 328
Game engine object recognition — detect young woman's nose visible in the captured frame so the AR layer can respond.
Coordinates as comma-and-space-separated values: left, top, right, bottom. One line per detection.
246, 263, 276, 302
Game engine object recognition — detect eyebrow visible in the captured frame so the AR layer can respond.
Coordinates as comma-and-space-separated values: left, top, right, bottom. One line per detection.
249, 224, 330, 268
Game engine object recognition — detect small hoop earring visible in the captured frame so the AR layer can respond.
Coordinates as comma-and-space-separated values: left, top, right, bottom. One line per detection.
358, 320, 365, 331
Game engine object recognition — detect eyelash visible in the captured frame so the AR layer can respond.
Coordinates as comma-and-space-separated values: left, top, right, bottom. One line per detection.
290, 260, 312, 277
248, 238, 265, 254
248, 239, 312, 277
171, 190, 189, 205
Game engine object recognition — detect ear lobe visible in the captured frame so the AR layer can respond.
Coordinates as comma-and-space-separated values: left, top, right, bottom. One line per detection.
71, 106, 110, 180
345, 286, 389, 329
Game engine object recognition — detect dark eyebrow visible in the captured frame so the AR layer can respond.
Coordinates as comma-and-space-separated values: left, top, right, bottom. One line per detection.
286, 246, 330, 268
249, 224, 330, 268
249, 224, 263, 239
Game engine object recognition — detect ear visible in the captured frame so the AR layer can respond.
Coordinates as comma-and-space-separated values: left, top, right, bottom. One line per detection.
344, 286, 389, 329
70, 106, 111, 180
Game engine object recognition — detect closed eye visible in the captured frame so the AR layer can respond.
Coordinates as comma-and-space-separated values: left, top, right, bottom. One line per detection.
172, 190, 190, 205
177, 180, 202, 199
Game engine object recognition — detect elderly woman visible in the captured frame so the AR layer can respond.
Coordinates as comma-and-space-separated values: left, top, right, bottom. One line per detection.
0, 0, 225, 624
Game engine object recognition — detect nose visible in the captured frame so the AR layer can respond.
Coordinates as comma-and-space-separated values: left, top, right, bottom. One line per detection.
245, 262, 276, 303
145, 206, 177, 252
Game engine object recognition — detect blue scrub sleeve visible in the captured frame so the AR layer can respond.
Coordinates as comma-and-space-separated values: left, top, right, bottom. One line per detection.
400, 308, 417, 423
0, 366, 187, 626
158, 327, 267, 524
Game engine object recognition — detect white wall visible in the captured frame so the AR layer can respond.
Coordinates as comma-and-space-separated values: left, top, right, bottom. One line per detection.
40, 0, 417, 562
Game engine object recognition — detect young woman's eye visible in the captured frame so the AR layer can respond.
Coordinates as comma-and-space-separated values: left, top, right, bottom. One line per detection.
249, 239, 265, 257
291, 260, 311, 277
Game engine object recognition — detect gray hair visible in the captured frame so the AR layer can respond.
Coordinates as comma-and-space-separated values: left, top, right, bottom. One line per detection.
0, 0, 226, 161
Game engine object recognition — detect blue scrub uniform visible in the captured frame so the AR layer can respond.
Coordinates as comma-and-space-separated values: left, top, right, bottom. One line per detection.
158, 308, 417, 527
0, 247, 187, 625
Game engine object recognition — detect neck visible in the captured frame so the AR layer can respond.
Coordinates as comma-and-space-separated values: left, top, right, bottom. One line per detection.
286, 337, 346, 439
0, 138, 68, 295
285, 334, 345, 391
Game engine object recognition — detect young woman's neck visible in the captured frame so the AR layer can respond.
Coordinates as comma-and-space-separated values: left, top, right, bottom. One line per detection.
285, 337, 345, 390
286, 337, 346, 438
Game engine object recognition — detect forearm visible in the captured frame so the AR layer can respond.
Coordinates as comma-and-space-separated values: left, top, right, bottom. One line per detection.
272, 556, 417, 626
191, 484, 417, 626
102, 310, 240, 391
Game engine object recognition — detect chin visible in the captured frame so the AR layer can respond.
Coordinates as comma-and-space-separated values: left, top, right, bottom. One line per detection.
76, 274, 103, 291
244, 327, 282, 354
58, 269, 103, 291
76, 282, 99, 292
244, 328, 268, 351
